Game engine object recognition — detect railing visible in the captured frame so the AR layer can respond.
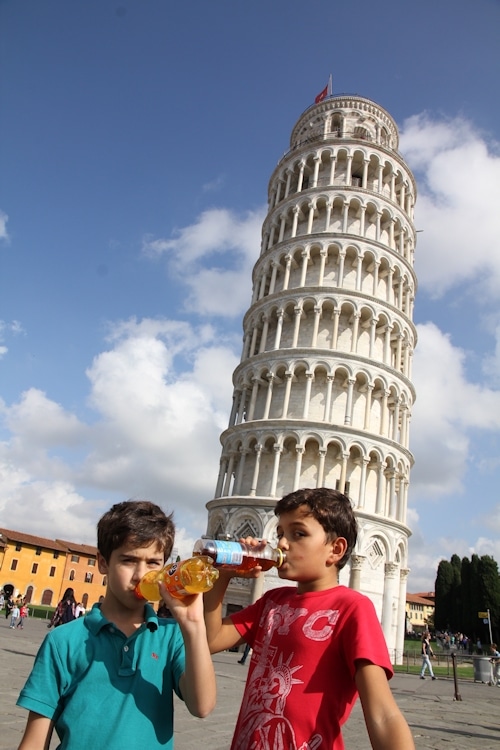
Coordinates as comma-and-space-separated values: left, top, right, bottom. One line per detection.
390, 647, 477, 679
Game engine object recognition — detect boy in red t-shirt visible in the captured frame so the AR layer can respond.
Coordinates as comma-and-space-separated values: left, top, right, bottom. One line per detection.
204, 487, 415, 750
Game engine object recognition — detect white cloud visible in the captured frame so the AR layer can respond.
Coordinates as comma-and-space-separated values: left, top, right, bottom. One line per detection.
141, 207, 265, 316
400, 114, 500, 298
0, 316, 238, 546
410, 321, 500, 497
3, 389, 86, 447
407, 522, 500, 594
0, 210, 9, 243
0, 319, 24, 359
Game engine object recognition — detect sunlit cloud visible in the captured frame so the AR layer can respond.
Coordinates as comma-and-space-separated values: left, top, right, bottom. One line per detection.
0, 210, 9, 243
141, 207, 265, 316
401, 114, 500, 298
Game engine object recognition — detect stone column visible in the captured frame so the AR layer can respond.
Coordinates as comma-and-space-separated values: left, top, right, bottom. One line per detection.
358, 458, 369, 508
318, 248, 327, 286
381, 562, 399, 648
234, 449, 248, 495
300, 248, 309, 287
349, 554, 365, 591
344, 378, 355, 425
317, 449, 326, 487
312, 306, 321, 347
291, 307, 302, 347
302, 373, 313, 419
249, 445, 263, 496
293, 446, 304, 491
396, 569, 410, 665
270, 445, 282, 497
282, 372, 292, 418
323, 375, 334, 421
273, 309, 284, 350
283, 254, 292, 290
331, 309, 340, 350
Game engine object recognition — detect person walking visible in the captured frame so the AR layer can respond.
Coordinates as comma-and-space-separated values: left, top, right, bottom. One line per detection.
9, 602, 20, 629
420, 632, 437, 680
16, 602, 28, 629
5, 596, 14, 620
238, 642, 251, 665
488, 643, 500, 686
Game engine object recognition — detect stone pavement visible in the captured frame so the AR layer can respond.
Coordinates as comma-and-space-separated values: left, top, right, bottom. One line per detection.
1, 616, 499, 749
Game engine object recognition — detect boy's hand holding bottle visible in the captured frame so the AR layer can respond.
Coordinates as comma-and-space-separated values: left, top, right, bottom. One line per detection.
134, 536, 286, 603
193, 537, 285, 576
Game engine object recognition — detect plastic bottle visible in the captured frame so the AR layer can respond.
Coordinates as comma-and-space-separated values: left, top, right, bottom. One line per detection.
192, 539, 285, 574
134, 556, 219, 601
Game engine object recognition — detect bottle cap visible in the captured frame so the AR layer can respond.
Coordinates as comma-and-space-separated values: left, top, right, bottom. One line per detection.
277, 549, 286, 567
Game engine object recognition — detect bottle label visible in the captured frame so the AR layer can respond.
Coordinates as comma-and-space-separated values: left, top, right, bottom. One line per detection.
212, 541, 243, 565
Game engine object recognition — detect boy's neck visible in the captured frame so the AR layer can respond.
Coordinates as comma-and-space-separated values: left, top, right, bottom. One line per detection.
296, 571, 340, 594
100, 596, 146, 637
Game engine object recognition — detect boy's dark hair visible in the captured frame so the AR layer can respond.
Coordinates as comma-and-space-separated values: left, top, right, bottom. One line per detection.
274, 487, 357, 570
97, 500, 175, 562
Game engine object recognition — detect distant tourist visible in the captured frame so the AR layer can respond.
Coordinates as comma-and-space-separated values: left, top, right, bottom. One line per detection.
47, 588, 76, 628
420, 632, 437, 680
16, 603, 28, 629
9, 602, 20, 629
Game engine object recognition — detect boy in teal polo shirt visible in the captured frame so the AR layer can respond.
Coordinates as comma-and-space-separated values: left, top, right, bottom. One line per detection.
16, 500, 216, 749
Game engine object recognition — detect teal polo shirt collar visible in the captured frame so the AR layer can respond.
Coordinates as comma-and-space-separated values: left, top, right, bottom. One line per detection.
86, 602, 159, 635
86, 602, 160, 678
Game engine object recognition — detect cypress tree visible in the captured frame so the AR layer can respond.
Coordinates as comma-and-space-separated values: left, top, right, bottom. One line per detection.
460, 557, 473, 636
434, 560, 453, 631
478, 556, 500, 642
470, 554, 481, 640
450, 554, 462, 630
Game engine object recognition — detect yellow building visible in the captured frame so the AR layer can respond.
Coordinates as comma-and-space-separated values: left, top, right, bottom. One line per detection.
0, 527, 106, 609
406, 592, 435, 634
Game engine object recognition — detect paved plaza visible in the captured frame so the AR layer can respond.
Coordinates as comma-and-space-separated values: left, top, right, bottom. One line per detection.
1, 616, 498, 749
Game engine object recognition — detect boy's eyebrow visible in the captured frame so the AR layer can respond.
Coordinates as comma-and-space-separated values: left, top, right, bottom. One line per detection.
119, 551, 164, 561
278, 519, 309, 530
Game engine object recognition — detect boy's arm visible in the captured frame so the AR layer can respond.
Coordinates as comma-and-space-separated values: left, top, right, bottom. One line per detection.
17, 711, 54, 750
160, 587, 216, 719
202, 569, 245, 653
355, 661, 415, 750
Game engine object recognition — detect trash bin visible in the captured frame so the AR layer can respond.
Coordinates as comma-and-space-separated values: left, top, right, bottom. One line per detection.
472, 656, 491, 683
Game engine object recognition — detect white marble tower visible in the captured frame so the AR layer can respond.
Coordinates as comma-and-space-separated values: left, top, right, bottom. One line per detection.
205, 93, 417, 660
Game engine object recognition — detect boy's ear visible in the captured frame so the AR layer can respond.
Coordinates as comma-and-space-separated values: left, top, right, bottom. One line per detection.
329, 536, 348, 564
97, 552, 108, 575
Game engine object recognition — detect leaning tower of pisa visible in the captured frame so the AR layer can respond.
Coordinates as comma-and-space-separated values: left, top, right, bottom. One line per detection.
205, 93, 417, 658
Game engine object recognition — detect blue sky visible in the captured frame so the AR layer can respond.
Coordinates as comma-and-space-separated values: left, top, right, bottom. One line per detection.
1, 0, 500, 592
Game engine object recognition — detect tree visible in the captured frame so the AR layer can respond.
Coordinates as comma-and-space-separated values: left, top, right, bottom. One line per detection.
470, 554, 481, 639
478, 556, 500, 642
461, 556, 473, 636
434, 560, 454, 631
450, 554, 462, 630
434, 553, 500, 641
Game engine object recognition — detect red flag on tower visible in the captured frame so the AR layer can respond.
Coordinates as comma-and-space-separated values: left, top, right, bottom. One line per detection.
315, 84, 328, 104
314, 74, 333, 104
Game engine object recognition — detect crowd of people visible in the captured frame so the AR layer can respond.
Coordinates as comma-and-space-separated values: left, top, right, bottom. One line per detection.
0, 587, 89, 630
0, 591, 29, 629
435, 630, 491, 655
